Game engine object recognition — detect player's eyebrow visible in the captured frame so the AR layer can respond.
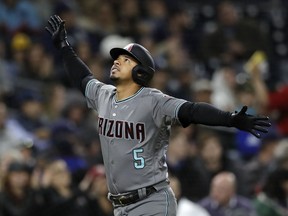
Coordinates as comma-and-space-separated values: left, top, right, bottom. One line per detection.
122, 55, 133, 59
122, 55, 139, 63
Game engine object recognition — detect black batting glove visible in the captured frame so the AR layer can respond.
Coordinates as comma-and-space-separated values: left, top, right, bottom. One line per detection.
45, 15, 69, 49
230, 106, 271, 138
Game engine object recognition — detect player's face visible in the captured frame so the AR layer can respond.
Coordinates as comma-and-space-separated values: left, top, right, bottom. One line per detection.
110, 55, 138, 83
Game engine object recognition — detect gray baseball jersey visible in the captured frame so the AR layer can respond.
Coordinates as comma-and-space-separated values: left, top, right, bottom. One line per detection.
85, 78, 186, 194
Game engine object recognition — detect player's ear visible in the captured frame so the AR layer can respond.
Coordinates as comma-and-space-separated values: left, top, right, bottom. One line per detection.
132, 65, 154, 86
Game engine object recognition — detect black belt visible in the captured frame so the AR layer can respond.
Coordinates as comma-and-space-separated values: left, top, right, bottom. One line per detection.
108, 185, 157, 206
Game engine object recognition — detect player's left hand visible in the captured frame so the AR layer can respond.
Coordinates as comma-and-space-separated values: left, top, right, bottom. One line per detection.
230, 106, 271, 138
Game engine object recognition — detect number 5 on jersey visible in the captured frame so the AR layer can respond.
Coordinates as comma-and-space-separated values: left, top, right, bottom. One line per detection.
133, 148, 145, 169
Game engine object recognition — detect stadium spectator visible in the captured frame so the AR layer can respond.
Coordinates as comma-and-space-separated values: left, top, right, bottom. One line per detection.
167, 126, 202, 201
0, 161, 38, 216
0, 0, 41, 37
53, 1, 89, 49
191, 78, 213, 103
34, 159, 91, 216
79, 164, 113, 216
169, 174, 211, 216
21, 42, 56, 83
48, 124, 88, 179
254, 169, 288, 216
28, 0, 53, 25
116, 0, 143, 39
8, 33, 32, 81
0, 101, 34, 159
273, 139, 288, 170
200, 0, 268, 73
0, 150, 23, 191
12, 90, 50, 152
42, 83, 67, 124
268, 85, 288, 136
210, 64, 238, 111
142, 0, 169, 43
149, 67, 171, 93
241, 55, 288, 137
242, 130, 281, 197
0, 1, 287, 215
0, 49, 14, 98
193, 131, 246, 197
199, 172, 257, 216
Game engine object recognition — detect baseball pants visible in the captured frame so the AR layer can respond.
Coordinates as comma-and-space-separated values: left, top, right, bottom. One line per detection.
113, 186, 177, 216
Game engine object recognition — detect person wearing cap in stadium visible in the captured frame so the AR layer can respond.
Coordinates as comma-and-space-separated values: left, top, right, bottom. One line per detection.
45, 15, 271, 216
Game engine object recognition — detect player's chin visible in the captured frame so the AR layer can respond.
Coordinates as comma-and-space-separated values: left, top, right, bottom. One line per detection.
110, 76, 119, 82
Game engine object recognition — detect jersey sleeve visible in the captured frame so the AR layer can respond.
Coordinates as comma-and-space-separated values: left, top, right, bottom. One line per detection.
84, 79, 105, 112
151, 89, 187, 127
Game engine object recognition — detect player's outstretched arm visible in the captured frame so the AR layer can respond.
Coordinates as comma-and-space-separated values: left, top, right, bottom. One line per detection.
178, 102, 271, 138
45, 15, 93, 94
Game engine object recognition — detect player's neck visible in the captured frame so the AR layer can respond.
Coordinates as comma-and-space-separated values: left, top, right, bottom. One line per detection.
116, 83, 142, 101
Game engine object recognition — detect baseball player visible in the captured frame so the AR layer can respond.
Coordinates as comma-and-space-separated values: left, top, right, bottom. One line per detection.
46, 15, 271, 216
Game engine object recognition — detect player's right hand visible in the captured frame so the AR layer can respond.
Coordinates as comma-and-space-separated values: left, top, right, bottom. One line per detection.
45, 15, 69, 49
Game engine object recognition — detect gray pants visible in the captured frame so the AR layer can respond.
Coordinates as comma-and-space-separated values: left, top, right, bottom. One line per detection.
113, 186, 177, 216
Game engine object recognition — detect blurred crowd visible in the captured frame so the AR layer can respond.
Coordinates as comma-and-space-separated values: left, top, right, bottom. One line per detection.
0, 0, 288, 216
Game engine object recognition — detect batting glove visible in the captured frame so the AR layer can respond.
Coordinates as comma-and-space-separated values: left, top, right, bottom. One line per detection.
45, 15, 69, 49
230, 106, 271, 138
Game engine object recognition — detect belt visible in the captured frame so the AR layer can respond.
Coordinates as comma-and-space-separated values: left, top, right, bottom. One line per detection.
108, 185, 157, 207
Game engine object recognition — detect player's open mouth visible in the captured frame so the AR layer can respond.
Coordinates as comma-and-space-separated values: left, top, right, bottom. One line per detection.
111, 66, 120, 73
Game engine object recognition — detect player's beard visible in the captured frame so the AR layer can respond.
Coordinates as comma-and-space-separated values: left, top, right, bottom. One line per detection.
110, 76, 120, 84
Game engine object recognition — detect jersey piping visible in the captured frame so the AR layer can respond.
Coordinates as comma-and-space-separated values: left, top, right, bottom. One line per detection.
174, 101, 186, 119
163, 189, 170, 216
113, 87, 145, 104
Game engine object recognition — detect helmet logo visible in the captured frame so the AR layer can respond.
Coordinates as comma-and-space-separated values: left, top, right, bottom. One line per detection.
124, 43, 134, 51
